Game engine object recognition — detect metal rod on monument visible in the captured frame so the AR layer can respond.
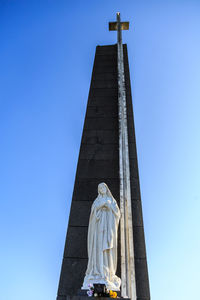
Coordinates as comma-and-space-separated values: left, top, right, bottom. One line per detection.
109, 13, 137, 300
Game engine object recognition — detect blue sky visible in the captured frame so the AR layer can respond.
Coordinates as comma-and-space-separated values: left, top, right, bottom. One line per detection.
1, 1, 200, 300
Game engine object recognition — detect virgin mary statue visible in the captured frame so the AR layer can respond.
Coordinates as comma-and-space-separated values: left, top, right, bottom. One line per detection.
82, 183, 121, 291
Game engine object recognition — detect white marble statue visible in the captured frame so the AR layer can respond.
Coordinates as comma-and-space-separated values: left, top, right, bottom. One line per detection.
82, 182, 121, 291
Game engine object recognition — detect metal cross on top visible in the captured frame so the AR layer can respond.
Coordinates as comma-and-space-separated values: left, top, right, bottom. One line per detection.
109, 12, 129, 44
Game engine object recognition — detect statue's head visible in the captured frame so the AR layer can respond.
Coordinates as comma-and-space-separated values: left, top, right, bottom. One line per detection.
98, 182, 108, 196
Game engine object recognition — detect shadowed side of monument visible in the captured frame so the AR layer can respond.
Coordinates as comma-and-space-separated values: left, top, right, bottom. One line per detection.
57, 45, 120, 300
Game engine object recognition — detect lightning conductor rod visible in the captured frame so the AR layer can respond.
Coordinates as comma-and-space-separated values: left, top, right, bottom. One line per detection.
109, 13, 137, 300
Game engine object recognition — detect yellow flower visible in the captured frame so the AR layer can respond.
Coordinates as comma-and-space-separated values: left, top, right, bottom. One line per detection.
109, 290, 117, 298
109, 290, 114, 296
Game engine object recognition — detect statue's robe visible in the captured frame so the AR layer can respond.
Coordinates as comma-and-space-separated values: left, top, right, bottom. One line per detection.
82, 195, 121, 290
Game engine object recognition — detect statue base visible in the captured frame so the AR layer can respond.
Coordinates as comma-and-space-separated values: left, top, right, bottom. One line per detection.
57, 296, 129, 300
78, 289, 121, 297
57, 290, 130, 300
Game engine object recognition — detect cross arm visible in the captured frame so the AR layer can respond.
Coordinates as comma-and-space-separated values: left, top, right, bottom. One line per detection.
109, 22, 129, 31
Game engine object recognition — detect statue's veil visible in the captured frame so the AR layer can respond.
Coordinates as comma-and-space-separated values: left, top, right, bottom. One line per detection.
97, 182, 116, 203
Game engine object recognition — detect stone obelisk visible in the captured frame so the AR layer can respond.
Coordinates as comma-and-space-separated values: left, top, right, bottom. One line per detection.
56, 13, 150, 300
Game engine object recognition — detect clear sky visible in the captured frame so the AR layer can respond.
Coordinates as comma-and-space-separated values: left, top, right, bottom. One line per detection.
1, 1, 200, 300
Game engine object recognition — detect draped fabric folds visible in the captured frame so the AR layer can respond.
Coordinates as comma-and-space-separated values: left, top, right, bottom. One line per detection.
82, 183, 121, 291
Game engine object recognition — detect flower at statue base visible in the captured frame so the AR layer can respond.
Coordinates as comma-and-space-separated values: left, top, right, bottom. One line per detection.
88, 283, 94, 289
87, 283, 94, 297
87, 290, 93, 297
109, 290, 117, 298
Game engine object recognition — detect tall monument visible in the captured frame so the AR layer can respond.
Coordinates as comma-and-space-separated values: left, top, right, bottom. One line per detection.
56, 13, 150, 300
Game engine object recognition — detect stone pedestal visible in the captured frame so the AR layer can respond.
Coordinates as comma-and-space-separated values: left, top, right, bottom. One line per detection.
57, 289, 124, 300
78, 290, 121, 297
65, 297, 129, 300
